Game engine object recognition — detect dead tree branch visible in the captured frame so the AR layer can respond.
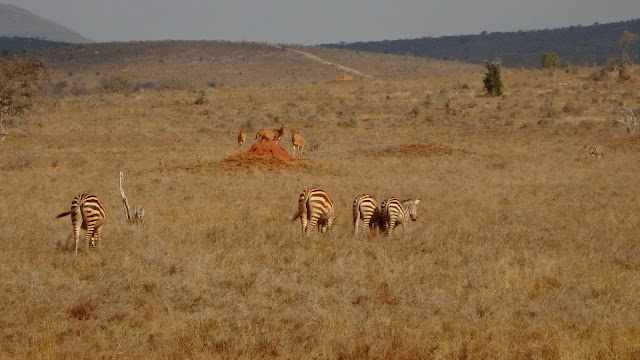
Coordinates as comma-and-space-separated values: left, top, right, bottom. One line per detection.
119, 171, 144, 224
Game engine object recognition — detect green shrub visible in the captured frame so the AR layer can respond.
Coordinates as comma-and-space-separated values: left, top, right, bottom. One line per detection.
541, 53, 560, 69
483, 61, 503, 96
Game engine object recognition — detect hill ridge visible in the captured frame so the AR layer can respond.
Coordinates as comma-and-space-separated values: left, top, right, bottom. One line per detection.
0, 3, 90, 44
323, 18, 640, 68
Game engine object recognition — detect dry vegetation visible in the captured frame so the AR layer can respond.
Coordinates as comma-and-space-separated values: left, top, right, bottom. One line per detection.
1, 45, 640, 358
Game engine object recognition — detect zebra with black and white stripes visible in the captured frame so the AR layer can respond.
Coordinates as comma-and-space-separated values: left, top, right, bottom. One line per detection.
56, 193, 106, 254
352, 194, 382, 234
292, 188, 336, 235
380, 197, 421, 235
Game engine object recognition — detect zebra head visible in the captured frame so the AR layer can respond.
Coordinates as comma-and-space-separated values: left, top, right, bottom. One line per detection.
404, 199, 421, 221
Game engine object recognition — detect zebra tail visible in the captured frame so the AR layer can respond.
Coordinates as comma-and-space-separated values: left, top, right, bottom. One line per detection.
291, 208, 304, 222
56, 211, 72, 218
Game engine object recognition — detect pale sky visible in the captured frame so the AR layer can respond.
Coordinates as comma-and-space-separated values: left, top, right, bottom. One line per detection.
4, 0, 640, 44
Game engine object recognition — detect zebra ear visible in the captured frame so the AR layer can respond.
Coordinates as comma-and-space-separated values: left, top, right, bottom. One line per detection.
414, 199, 421, 204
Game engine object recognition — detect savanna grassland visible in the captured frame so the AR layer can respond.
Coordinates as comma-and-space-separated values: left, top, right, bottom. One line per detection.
1, 46, 640, 359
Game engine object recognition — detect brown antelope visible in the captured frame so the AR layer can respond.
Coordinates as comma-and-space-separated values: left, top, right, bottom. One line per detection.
291, 130, 306, 158
256, 124, 286, 143
237, 130, 246, 150
588, 145, 604, 159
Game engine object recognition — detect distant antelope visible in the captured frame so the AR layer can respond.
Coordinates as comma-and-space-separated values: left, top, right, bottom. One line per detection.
380, 198, 421, 235
256, 124, 286, 143
588, 145, 604, 159
292, 188, 336, 235
291, 130, 306, 158
353, 194, 382, 234
56, 193, 106, 254
237, 130, 247, 150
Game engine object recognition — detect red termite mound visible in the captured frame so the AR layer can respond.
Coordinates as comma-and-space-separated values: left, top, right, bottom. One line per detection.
222, 140, 293, 168
246, 140, 292, 160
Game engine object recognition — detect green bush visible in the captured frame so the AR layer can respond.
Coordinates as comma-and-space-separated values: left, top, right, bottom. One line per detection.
541, 53, 560, 69
483, 61, 503, 96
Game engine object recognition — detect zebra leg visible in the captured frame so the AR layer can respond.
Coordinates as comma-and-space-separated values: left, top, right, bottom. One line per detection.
94, 226, 102, 250
73, 225, 80, 254
363, 218, 370, 233
354, 216, 360, 234
307, 216, 319, 235
388, 216, 397, 235
71, 210, 81, 254
85, 226, 94, 252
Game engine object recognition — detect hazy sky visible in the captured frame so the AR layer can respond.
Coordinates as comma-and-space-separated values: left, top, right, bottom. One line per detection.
4, 0, 640, 44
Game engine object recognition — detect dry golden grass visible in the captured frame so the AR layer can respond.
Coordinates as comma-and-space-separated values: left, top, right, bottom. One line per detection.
1, 62, 640, 359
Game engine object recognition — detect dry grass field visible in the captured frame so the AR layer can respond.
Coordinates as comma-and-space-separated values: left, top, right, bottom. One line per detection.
1, 47, 640, 358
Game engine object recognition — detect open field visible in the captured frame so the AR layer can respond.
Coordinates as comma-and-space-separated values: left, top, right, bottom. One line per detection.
1, 58, 640, 358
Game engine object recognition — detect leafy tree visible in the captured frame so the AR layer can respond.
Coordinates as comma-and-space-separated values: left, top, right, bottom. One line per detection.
541, 53, 560, 69
483, 61, 503, 96
618, 30, 638, 80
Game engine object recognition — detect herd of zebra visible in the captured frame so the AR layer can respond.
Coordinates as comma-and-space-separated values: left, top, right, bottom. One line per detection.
292, 188, 420, 236
56, 188, 420, 254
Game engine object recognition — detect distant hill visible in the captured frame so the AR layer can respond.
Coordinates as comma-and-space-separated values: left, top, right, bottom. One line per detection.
24, 41, 481, 91
322, 19, 640, 68
0, 3, 89, 44
0, 36, 67, 52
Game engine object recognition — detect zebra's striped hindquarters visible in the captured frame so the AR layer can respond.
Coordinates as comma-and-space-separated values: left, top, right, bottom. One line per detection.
292, 188, 336, 235
56, 193, 106, 254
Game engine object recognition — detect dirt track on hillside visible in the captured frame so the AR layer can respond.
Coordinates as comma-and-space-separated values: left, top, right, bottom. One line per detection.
275, 45, 375, 79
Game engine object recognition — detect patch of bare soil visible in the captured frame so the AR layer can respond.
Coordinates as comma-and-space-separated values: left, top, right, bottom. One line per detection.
221, 140, 311, 169
398, 143, 473, 157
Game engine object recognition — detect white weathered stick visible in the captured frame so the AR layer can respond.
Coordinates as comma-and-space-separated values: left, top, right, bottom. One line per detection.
0, 107, 7, 141
119, 171, 132, 222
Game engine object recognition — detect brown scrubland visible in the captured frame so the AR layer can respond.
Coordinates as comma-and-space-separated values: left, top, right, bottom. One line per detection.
1, 44, 640, 358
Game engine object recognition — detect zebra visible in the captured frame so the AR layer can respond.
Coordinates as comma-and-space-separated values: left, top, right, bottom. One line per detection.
352, 194, 382, 234
56, 193, 106, 254
291, 188, 336, 235
588, 144, 604, 159
380, 197, 421, 235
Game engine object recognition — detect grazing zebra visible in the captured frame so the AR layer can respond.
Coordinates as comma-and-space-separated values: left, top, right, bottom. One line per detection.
291, 188, 336, 235
352, 194, 382, 234
380, 197, 421, 235
237, 130, 246, 150
588, 144, 604, 159
256, 124, 287, 143
291, 130, 306, 158
56, 193, 106, 254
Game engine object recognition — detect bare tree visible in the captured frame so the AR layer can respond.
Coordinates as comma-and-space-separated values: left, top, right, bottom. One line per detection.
617, 104, 639, 135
